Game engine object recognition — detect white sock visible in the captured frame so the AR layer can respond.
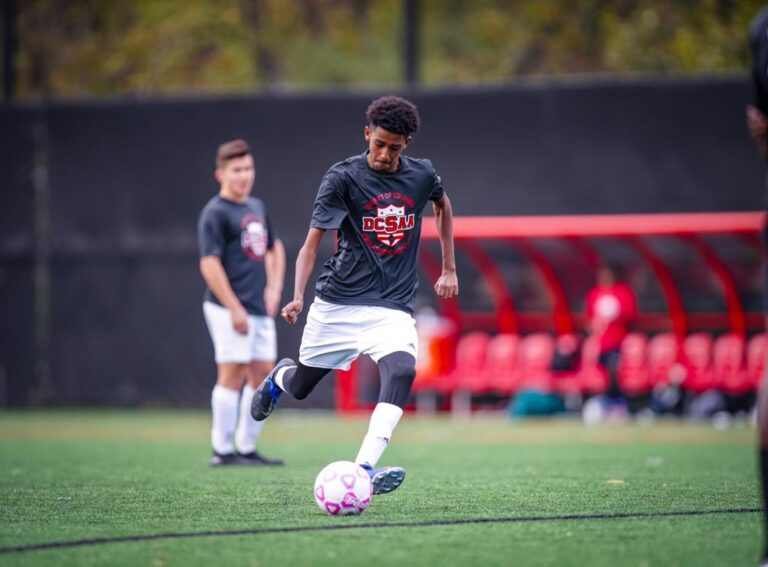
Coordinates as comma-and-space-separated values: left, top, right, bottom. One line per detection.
211, 385, 240, 455
273, 365, 295, 392
354, 402, 404, 468
235, 384, 265, 454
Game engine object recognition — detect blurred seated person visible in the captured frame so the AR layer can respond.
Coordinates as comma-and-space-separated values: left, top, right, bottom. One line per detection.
585, 263, 638, 411
551, 334, 581, 374
650, 363, 686, 417
509, 335, 576, 419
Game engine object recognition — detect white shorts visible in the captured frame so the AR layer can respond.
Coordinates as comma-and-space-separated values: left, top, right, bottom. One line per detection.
203, 301, 277, 364
299, 297, 418, 370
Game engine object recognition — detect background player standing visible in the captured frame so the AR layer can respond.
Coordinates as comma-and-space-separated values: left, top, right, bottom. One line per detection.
251, 95, 458, 494
747, 5, 768, 565
198, 139, 286, 466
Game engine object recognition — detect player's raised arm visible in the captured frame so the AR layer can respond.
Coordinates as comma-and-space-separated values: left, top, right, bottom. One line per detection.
432, 193, 458, 299
281, 227, 326, 324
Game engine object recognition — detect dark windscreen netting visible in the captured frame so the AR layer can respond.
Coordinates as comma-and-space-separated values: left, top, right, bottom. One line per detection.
0, 77, 762, 406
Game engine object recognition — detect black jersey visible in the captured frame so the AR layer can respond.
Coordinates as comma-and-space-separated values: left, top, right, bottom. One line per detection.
310, 152, 444, 314
198, 195, 277, 316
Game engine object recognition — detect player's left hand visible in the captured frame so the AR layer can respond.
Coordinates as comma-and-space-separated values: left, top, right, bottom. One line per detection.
435, 270, 459, 299
264, 286, 282, 318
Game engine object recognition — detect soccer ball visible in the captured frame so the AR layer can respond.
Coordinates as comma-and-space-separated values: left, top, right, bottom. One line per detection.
313, 460, 372, 516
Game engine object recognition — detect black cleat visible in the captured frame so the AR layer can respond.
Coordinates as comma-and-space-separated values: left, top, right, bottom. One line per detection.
236, 451, 284, 466
209, 452, 239, 466
251, 358, 295, 421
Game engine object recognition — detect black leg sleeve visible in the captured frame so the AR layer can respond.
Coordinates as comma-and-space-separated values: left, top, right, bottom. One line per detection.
282, 363, 332, 400
377, 352, 417, 409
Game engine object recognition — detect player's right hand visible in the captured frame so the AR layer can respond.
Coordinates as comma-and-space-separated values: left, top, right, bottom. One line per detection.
230, 307, 249, 335
281, 300, 304, 324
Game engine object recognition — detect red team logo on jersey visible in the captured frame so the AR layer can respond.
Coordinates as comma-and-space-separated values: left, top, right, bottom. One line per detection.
240, 214, 268, 261
363, 204, 414, 247
361, 193, 416, 256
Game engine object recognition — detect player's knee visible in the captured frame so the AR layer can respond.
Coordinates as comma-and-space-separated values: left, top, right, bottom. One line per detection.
378, 352, 417, 408
392, 365, 416, 386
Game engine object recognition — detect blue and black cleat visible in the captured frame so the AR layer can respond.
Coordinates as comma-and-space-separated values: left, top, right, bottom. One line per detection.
251, 358, 295, 421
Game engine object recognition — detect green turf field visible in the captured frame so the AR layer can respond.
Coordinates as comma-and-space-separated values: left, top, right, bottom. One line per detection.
0, 410, 761, 566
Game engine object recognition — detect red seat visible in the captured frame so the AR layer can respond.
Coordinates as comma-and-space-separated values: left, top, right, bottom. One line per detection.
713, 334, 748, 395
618, 333, 651, 396
577, 335, 608, 394
747, 333, 768, 390
484, 334, 520, 394
515, 333, 554, 392
445, 332, 491, 394
647, 333, 679, 387
681, 333, 714, 394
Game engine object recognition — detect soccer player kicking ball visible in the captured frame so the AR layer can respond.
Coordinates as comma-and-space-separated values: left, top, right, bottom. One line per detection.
251, 95, 458, 495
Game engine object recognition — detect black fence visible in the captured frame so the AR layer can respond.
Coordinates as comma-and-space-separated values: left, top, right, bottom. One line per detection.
0, 76, 763, 407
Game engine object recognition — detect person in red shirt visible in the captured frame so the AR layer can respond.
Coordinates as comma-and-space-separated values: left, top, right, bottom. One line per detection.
585, 264, 638, 403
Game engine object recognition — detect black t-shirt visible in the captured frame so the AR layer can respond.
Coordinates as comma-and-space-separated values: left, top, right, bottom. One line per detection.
310, 152, 444, 313
198, 195, 276, 316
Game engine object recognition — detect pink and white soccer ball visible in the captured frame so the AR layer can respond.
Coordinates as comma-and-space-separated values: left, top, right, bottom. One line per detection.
313, 461, 372, 516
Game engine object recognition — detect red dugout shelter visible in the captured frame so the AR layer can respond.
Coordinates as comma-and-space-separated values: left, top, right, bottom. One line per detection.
336, 212, 765, 413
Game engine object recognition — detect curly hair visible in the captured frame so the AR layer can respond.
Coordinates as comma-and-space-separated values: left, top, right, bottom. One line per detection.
365, 95, 420, 136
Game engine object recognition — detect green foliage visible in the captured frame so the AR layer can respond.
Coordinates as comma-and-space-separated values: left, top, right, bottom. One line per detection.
11, 0, 767, 98
600, 0, 763, 73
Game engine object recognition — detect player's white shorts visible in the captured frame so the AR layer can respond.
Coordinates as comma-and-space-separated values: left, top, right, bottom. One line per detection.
299, 297, 418, 370
203, 301, 277, 364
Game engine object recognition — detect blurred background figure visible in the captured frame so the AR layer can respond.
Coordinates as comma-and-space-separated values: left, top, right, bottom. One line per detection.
551, 334, 581, 375
198, 139, 285, 466
583, 264, 638, 422
747, 4, 768, 566
649, 363, 686, 418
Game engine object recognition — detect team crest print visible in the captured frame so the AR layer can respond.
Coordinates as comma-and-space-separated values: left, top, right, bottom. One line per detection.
361, 192, 416, 256
240, 214, 268, 261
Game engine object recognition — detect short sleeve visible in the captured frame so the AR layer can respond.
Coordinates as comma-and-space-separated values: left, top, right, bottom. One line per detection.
428, 166, 444, 202
198, 207, 225, 257
310, 171, 347, 229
